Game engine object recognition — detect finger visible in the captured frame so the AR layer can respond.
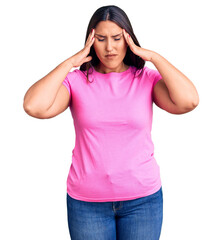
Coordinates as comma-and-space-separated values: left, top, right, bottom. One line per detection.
88, 29, 95, 42
82, 36, 94, 57
85, 29, 95, 47
123, 29, 130, 37
122, 29, 127, 39
124, 29, 135, 47
123, 29, 130, 45
87, 35, 95, 49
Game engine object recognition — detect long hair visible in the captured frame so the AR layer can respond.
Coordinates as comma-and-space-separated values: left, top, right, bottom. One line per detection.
79, 5, 145, 82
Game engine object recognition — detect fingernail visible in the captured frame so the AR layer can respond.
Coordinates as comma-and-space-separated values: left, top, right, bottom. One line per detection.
128, 34, 130, 38
91, 28, 93, 33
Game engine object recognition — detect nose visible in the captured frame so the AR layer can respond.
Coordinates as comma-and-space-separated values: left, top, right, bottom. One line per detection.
105, 38, 113, 52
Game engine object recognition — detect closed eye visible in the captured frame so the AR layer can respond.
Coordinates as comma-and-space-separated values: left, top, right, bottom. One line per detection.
98, 38, 121, 42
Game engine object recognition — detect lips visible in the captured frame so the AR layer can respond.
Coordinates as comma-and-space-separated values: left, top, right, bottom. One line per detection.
105, 54, 117, 60
105, 54, 117, 57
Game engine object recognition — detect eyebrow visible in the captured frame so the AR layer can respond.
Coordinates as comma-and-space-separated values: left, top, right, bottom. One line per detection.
95, 33, 122, 38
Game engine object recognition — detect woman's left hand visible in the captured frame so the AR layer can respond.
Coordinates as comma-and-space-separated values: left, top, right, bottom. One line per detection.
122, 29, 154, 62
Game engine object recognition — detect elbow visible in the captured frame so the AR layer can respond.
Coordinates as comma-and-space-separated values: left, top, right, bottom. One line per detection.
23, 101, 46, 119
184, 90, 200, 111
190, 87, 200, 109
176, 94, 200, 113
191, 92, 200, 109
23, 99, 31, 112
23, 102, 37, 118
23, 97, 35, 114
183, 96, 200, 112
23, 101, 32, 115
23, 94, 35, 115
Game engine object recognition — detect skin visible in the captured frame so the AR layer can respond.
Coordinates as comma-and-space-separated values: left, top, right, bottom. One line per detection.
90, 20, 199, 112
92, 20, 129, 74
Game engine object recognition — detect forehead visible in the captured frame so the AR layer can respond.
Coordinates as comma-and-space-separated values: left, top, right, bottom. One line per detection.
95, 20, 122, 35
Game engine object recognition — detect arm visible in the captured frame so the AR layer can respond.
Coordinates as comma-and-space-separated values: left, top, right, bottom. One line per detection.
23, 58, 73, 116
150, 51, 199, 110
122, 29, 199, 112
23, 28, 96, 118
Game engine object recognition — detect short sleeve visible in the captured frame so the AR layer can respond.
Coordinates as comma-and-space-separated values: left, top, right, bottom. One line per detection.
147, 68, 162, 94
149, 68, 162, 86
62, 72, 72, 107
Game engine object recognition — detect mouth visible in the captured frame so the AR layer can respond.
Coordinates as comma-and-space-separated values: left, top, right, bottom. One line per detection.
105, 54, 117, 59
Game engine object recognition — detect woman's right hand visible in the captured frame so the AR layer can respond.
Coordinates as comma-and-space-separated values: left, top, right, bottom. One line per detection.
69, 29, 95, 68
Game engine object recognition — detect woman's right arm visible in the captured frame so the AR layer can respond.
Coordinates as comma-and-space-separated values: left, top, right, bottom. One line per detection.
23, 58, 74, 118
23, 28, 95, 119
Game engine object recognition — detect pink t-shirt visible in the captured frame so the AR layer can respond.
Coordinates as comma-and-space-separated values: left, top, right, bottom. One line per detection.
62, 65, 162, 202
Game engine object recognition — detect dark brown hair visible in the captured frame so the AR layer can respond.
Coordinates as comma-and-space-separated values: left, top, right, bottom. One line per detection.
79, 5, 145, 82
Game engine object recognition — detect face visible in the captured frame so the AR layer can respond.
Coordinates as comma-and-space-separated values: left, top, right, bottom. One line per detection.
93, 20, 128, 71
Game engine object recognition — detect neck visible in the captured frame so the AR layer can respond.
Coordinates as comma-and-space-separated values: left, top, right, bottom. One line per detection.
94, 62, 129, 74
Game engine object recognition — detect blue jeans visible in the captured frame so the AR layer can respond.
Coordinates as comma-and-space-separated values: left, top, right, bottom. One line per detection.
67, 187, 163, 240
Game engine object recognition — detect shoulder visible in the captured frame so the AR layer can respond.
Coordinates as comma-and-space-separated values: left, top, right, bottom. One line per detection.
144, 66, 161, 80
66, 68, 85, 79
63, 69, 88, 93
132, 65, 160, 75
132, 65, 162, 84
64, 68, 89, 84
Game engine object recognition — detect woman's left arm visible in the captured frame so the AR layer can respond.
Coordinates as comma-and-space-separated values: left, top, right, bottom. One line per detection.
150, 51, 199, 109
122, 29, 199, 112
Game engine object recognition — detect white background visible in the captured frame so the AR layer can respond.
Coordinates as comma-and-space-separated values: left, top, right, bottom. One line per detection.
1, 0, 221, 239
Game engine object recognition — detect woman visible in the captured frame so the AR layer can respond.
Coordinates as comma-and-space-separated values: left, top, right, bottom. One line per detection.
23, 5, 199, 240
